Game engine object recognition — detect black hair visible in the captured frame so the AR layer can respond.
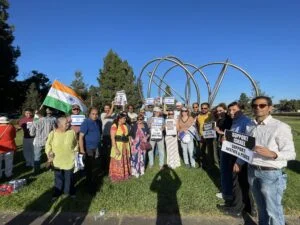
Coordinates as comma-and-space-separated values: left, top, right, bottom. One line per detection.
251, 96, 272, 106
201, 102, 210, 108
228, 101, 242, 109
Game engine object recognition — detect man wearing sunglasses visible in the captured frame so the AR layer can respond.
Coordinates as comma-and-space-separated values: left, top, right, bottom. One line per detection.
242, 96, 295, 225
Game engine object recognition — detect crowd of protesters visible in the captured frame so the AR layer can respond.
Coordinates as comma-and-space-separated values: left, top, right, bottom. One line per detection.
0, 95, 296, 225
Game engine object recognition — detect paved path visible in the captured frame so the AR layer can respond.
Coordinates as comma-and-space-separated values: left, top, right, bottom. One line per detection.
1, 212, 299, 225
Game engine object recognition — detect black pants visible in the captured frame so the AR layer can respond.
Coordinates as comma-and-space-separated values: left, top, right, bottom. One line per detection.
53, 169, 75, 196
85, 150, 97, 187
101, 136, 111, 173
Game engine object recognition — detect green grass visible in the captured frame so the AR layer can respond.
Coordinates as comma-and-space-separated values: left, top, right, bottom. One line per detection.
0, 116, 299, 216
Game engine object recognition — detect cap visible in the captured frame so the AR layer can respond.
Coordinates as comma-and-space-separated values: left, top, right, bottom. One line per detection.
0, 116, 9, 124
153, 107, 162, 112
72, 104, 80, 109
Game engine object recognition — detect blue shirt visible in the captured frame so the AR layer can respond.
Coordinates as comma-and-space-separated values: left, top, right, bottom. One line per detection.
80, 118, 101, 151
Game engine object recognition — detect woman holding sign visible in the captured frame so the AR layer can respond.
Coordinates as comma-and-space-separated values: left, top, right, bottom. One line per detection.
177, 107, 196, 168
109, 112, 131, 182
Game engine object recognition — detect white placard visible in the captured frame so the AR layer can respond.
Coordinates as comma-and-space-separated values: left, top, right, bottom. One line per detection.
165, 119, 177, 136
71, 115, 85, 126
152, 117, 164, 126
164, 97, 175, 105
114, 90, 127, 106
151, 127, 163, 140
154, 96, 162, 105
203, 129, 217, 139
145, 98, 155, 105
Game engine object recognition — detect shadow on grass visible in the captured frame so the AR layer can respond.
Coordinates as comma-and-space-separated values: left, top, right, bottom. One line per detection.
6, 157, 105, 225
287, 160, 300, 174
150, 164, 182, 225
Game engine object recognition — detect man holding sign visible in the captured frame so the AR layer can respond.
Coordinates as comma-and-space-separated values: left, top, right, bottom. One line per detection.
244, 96, 296, 225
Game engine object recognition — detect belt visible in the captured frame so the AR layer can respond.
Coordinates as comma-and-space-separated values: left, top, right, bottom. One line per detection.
250, 164, 280, 171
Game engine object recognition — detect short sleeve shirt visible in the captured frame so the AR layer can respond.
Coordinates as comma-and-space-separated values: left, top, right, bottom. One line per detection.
19, 117, 34, 138
80, 118, 101, 151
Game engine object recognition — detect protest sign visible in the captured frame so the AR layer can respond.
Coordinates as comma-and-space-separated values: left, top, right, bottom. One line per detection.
221, 130, 255, 163
145, 98, 155, 105
164, 96, 175, 105
151, 117, 164, 140
165, 119, 177, 136
203, 122, 217, 139
114, 90, 127, 106
154, 96, 162, 105
71, 115, 85, 126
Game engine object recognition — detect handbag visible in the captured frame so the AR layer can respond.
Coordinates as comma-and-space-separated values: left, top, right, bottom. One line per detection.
140, 141, 152, 151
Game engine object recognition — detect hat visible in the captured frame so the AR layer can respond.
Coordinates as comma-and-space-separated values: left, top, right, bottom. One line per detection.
153, 107, 162, 112
72, 104, 80, 109
181, 107, 188, 111
0, 116, 9, 124
176, 102, 183, 106
139, 108, 145, 113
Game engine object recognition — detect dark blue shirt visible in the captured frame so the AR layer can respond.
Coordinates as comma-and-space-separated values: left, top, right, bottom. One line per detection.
80, 118, 101, 151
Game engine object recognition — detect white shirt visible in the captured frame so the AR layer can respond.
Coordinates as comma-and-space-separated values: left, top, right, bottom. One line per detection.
100, 112, 116, 136
246, 115, 296, 169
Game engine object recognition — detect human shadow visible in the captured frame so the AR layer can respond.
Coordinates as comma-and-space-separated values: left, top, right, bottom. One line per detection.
204, 164, 221, 191
287, 160, 300, 174
150, 165, 182, 225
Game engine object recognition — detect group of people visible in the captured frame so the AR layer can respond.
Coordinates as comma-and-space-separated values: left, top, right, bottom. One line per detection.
0, 95, 296, 225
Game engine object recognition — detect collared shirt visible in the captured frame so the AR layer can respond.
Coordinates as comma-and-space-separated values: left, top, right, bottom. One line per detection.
246, 115, 296, 169
30, 117, 56, 147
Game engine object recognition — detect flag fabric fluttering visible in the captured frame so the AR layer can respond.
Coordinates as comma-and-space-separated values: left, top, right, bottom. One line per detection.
42, 80, 87, 113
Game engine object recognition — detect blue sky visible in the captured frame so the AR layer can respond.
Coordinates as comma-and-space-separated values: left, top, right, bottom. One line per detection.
9, 0, 300, 105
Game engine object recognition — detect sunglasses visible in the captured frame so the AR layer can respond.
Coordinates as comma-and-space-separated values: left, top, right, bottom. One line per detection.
137, 118, 143, 121
168, 113, 174, 115
193, 106, 198, 108
181, 110, 188, 112
72, 108, 80, 111
251, 104, 268, 109
201, 107, 208, 110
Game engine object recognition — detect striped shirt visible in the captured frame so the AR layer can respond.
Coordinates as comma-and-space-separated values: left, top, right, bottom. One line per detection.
30, 117, 56, 147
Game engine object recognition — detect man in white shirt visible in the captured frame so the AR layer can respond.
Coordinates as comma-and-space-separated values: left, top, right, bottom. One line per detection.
244, 96, 296, 225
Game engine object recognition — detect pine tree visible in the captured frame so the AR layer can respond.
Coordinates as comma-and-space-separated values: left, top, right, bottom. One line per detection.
163, 85, 172, 97
0, 0, 21, 111
70, 70, 88, 100
98, 50, 142, 109
22, 83, 41, 111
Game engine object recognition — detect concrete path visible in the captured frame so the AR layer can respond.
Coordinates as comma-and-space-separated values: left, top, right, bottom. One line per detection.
1, 212, 299, 225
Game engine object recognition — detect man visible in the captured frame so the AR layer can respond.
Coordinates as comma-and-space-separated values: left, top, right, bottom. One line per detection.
79, 107, 102, 193
30, 109, 56, 173
218, 101, 253, 217
18, 108, 34, 168
197, 102, 214, 168
242, 96, 295, 224
191, 102, 200, 118
126, 104, 138, 126
100, 102, 116, 173
45, 108, 57, 123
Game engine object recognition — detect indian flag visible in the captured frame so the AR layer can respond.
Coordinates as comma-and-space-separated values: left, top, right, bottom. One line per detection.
42, 80, 87, 113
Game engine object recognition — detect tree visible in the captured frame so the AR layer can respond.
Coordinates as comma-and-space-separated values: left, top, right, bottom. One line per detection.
70, 70, 88, 100
0, 0, 21, 111
98, 50, 143, 110
22, 82, 41, 111
163, 85, 172, 97
238, 92, 251, 111
251, 80, 268, 97
86, 85, 101, 107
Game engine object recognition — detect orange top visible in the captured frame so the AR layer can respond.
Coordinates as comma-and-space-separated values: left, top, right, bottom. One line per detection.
0, 125, 17, 153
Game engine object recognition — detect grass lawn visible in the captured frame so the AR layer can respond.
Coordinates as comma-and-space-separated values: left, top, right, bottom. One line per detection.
0, 116, 299, 216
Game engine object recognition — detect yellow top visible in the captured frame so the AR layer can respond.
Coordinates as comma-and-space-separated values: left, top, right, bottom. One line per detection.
110, 124, 130, 160
197, 112, 212, 136
45, 130, 78, 170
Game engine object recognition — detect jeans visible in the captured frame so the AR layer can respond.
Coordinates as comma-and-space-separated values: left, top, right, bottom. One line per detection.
181, 139, 195, 167
54, 169, 75, 196
220, 151, 235, 201
248, 166, 287, 225
0, 151, 14, 178
23, 138, 34, 167
33, 145, 44, 171
149, 138, 165, 167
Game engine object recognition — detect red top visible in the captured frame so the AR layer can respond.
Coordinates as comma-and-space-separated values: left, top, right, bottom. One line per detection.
0, 125, 17, 153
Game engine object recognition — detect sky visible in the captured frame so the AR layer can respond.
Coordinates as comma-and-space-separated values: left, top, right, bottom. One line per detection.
8, 0, 300, 105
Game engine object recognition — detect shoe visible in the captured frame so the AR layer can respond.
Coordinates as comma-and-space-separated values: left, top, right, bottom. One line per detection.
218, 205, 242, 217
216, 192, 223, 199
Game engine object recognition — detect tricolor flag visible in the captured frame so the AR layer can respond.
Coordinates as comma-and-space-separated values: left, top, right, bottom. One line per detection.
42, 80, 87, 113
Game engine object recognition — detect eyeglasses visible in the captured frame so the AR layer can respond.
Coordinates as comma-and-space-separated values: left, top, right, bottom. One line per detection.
168, 113, 174, 115
72, 108, 80, 111
251, 104, 268, 109
137, 118, 143, 121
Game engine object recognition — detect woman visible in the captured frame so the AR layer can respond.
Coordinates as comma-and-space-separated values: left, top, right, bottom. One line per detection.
45, 117, 78, 199
129, 114, 150, 178
0, 117, 16, 180
109, 112, 131, 182
165, 110, 181, 169
177, 107, 196, 168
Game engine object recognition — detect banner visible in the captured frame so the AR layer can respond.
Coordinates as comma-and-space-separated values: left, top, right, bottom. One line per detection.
221, 130, 255, 163
114, 90, 127, 106
145, 98, 154, 105
203, 122, 217, 139
165, 119, 177, 136
164, 97, 175, 105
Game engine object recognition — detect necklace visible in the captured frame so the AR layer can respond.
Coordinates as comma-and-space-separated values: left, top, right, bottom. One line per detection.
181, 116, 189, 123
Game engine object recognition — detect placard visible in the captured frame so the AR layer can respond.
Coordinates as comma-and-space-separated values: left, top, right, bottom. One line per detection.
165, 119, 177, 136
221, 130, 255, 163
114, 90, 127, 106
151, 127, 163, 140
152, 117, 164, 126
145, 98, 155, 105
203, 122, 217, 139
154, 96, 162, 105
164, 97, 175, 105
71, 115, 85, 126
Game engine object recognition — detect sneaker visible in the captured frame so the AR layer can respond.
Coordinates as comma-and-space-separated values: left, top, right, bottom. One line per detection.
216, 192, 223, 199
